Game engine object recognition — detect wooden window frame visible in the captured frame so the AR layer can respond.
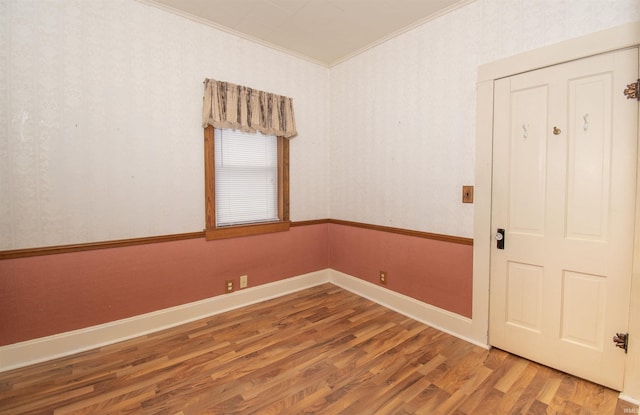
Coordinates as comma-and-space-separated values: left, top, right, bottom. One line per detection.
204, 125, 290, 240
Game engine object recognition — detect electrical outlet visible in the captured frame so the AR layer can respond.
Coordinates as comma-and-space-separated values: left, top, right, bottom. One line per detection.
225, 279, 234, 293
240, 275, 248, 289
379, 271, 387, 285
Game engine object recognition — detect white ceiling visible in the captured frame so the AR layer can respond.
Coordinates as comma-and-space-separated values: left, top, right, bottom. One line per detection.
142, 0, 475, 66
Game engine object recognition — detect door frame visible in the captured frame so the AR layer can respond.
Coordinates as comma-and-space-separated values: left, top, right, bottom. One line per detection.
473, 22, 640, 401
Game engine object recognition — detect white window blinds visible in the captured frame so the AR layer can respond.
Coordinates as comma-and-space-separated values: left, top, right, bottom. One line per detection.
214, 128, 278, 227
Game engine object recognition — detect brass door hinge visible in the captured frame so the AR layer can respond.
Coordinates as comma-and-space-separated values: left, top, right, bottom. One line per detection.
613, 332, 629, 353
624, 79, 639, 101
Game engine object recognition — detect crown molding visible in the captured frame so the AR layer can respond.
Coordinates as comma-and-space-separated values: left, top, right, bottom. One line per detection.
136, 0, 329, 67
328, 0, 478, 67
136, 0, 478, 68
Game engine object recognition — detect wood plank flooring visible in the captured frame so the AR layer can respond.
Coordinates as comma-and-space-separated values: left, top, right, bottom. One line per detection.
0, 284, 637, 414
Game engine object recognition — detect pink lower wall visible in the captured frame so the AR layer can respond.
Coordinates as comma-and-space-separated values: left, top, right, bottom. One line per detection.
0, 224, 329, 346
0, 222, 473, 347
328, 224, 473, 318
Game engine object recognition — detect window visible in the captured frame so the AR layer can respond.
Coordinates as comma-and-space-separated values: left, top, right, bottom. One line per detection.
201, 78, 296, 239
215, 128, 278, 226
204, 125, 289, 240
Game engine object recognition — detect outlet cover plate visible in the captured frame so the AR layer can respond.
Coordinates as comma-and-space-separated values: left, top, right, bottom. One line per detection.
380, 271, 387, 285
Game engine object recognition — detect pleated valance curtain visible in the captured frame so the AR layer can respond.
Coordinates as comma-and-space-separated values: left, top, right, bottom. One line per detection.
202, 79, 297, 138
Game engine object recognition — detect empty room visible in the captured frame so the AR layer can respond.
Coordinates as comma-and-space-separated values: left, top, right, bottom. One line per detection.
1, 0, 640, 413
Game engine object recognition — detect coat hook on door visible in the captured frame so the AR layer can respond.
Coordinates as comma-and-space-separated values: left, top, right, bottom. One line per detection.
583, 114, 589, 131
522, 124, 528, 139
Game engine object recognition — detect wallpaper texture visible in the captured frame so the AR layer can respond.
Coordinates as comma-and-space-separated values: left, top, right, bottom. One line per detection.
0, 0, 330, 250
1, 0, 639, 249
329, 0, 640, 238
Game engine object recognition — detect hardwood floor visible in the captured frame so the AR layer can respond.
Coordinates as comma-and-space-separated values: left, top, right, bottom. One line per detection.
0, 284, 637, 414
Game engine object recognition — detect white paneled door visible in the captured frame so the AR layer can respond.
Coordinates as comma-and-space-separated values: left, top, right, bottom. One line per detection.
490, 48, 639, 390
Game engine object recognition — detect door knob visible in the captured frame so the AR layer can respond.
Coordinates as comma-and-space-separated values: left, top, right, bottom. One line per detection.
496, 228, 505, 249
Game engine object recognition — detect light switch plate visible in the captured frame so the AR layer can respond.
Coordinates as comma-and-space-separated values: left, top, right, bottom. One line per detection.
462, 186, 474, 203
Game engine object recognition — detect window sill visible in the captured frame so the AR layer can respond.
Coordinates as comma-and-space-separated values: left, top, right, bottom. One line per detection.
205, 221, 291, 240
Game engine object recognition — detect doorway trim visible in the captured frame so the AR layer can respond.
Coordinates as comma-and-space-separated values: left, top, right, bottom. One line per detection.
473, 21, 640, 401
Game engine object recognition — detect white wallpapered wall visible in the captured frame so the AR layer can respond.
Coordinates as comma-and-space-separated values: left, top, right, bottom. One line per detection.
0, 0, 330, 250
329, 0, 640, 238
1, 0, 639, 249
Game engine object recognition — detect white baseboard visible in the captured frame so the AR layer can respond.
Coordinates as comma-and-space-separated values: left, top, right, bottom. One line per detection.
327, 269, 488, 349
0, 269, 488, 374
0, 269, 331, 373
619, 394, 640, 406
